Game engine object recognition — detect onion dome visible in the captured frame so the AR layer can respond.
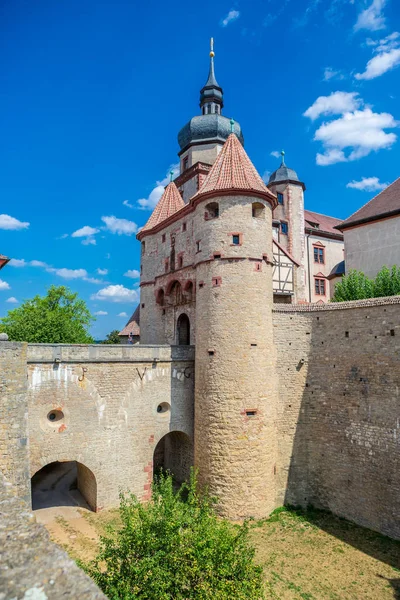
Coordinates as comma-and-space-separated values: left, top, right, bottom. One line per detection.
192, 132, 277, 207
268, 151, 304, 189
140, 181, 185, 234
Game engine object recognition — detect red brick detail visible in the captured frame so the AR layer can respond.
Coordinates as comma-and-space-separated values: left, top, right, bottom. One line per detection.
254, 262, 262, 272
58, 424, 67, 433
148, 434, 155, 443
212, 276, 222, 287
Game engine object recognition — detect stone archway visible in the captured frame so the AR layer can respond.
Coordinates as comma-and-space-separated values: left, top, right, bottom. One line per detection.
31, 461, 97, 512
177, 313, 190, 345
153, 431, 193, 485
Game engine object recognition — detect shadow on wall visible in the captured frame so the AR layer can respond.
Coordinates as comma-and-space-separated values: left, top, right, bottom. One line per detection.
31, 461, 97, 512
280, 304, 400, 568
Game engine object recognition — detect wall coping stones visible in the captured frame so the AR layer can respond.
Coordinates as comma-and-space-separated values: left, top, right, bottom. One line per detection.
27, 344, 195, 363
273, 295, 400, 313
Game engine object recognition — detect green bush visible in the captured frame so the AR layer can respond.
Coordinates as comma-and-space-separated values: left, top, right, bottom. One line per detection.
332, 265, 400, 302
83, 470, 264, 599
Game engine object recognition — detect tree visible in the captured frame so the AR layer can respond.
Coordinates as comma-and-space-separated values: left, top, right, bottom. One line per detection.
373, 265, 400, 298
102, 329, 121, 344
332, 265, 400, 302
0, 285, 94, 343
84, 471, 264, 599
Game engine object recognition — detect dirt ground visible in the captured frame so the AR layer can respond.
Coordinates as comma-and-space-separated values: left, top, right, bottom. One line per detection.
36, 501, 400, 599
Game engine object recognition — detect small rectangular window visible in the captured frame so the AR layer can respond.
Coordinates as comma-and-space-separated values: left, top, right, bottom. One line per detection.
212, 277, 221, 287
196, 240, 201, 252
164, 259, 169, 273
183, 157, 189, 171
182, 222, 187, 232
178, 255, 183, 269
232, 234, 240, 245
141, 241, 145, 255
281, 222, 288, 235
277, 192, 284, 205
162, 234, 166, 243
314, 247, 325, 264
315, 278, 326, 295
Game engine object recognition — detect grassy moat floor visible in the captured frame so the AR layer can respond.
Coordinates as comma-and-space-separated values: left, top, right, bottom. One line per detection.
42, 505, 400, 599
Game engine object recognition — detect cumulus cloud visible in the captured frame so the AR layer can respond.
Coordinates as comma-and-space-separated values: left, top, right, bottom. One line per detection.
137, 164, 180, 210
30, 260, 48, 268
354, 0, 387, 32
304, 92, 362, 120
46, 267, 88, 279
91, 285, 139, 303
6, 297, 18, 303
8, 258, 26, 267
0, 279, 10, 290
124, 269, 140, 279
71, 225, 99, 238
94, 310, 108, 316
356, 32, 400, 80
221, 9, 240, 27
123, 200, 133, 208
346, 176, 388, 191
270, 150, 281, 158
316, 149, 347, 166
82, 237, 97, 246
101, 216, 138, 236
97, 268, 108, 275
0, 214, 29, 230
118, 312, 128, 317
323, 67, 345, 81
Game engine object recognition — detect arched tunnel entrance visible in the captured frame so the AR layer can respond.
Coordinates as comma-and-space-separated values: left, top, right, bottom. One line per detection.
153, 431, 193, 485
31, 461, 97, 512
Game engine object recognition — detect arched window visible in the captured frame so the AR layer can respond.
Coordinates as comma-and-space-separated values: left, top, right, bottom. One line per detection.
184, 281, 194, 303
169, 281, 184, 305
205, 202, 219, 220
156, 288, 165, 306
215, 104, 220, 114
252, 202, 265, 219
177, 313, 190, 345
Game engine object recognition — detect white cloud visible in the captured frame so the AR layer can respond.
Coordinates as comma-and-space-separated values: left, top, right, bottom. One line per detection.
101, 216, 138, 236
59, 233, 69, 239
270, 150, 281, 158
71, 225, 100, 238
354, 0, 387, 32
84, 277, 104, 284
6, 297, 18, 303
94, 310, 108, 316
314, 108, 398, 164
117, 312, 128, 317
0, 279, 10, 290
46, 267, 88, 279
323, 67, 345, 81
91, 285, 139, 303
97, 268, 108, 275
8, 258, 26, 267
82, 237, 97, 246
356, 48, 400, 80
123, 200, 133, 208
0, 214, 29, 230
124, 269, 140, 279
346, 176, 388, 191
137, 164, 180, 210
221, 9, 240, 27
304, 92, 362, 120
30, 260, 48, 268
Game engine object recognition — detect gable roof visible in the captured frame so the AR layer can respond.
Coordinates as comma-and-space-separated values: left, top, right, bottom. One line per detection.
0, 254, 10, 271
140, 182, 185, 234
304, 210, 343, 238
192, 133, 277, 206
273, 239, 300, 266
119, 304, 140, 337
337, 178, 400, 230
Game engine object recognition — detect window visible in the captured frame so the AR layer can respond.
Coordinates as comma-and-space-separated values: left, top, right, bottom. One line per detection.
314, 246, 325, 264
141, 241, 145, 255
182, 222, 187, 232
183, 157, 189, 171
162, 234, 166, 243
178, 255, 183, 269
315, 278, 326, 296
281, 222, 288, 235
277, 192, 284, 205
232, 234, 240, 245
205, 202, 219, 219
164, 259, 169, 273
196, 240, 201, 253
212, 277, 222, 287
207, 103, 212, 114
252, 202, 265, 218
215, 105, 220, 114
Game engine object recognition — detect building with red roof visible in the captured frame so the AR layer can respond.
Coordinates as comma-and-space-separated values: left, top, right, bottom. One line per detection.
0, 254, 10, 270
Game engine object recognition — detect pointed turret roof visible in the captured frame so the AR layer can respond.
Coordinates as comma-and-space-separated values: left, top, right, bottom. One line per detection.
200, 38, 224, 110
192, 133, 277, 206
140, 182, 185, 233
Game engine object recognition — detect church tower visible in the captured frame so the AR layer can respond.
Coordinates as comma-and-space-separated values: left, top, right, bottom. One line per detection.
174, 40, 244, 202
268, 152, 307, 301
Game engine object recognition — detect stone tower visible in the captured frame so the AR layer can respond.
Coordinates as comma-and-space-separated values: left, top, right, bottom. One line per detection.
268, 152, 307, 301
193, 132, 279, 519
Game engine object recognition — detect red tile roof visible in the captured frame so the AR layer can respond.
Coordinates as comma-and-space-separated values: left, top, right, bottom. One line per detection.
0, 254, 10, 271
192, 133, 277, 206
337, 177, 400, 230
119, 304, 140, 337
304, 210, 343, 238
141, 182, 185, 233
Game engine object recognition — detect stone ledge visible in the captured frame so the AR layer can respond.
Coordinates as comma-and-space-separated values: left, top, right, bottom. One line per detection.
273, 295, 400, 313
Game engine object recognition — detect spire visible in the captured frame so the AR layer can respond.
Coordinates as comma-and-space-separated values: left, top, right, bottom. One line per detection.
140, 182, 185, 233
192, 133, 277, 207
281, 150, 285, 165
200, 38, 224, 113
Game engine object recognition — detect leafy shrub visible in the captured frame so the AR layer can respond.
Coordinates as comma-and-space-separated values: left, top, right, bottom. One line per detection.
83, 470, 264, 599
332, 265, 400, 302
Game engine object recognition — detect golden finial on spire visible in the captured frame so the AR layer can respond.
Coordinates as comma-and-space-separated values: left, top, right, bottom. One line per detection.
210, 37, 215, 58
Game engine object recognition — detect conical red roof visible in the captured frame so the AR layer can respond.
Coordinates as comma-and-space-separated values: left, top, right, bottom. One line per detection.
192, 133, 276, 205
141, 182, 185, 233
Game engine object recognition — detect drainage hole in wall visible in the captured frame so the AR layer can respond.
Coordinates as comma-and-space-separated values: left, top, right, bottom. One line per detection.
390, 329, 395, 336
47, 410, 64, 423
157, 402, 170, 414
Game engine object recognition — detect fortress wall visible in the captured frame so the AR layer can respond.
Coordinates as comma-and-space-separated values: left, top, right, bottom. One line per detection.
0, 341, 30, 502
26, 344, 194, 510
273, 297, 400, 539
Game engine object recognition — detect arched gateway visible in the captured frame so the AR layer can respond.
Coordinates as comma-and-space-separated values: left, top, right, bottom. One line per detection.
153, 431, 193, 485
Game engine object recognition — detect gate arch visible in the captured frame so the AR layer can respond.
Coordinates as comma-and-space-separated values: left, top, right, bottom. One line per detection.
153, 431, 193, 485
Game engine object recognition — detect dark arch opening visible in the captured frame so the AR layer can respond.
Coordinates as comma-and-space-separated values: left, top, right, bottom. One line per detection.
153, 431, 193, 485
177, 313, 190, 345
31, 461, 97, 512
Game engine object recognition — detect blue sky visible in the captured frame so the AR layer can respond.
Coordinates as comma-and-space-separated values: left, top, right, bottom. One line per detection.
1, 0, 399, 338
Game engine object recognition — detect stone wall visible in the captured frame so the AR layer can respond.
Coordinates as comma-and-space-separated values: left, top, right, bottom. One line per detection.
273, 296, 400, 539
0, 341, 30, 503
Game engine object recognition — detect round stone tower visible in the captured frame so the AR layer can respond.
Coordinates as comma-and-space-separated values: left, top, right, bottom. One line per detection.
192, 132, 278, 520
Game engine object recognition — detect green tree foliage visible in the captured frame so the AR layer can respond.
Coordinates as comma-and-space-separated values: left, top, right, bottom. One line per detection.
332, 265, 400, 302
102, 329, 121, 344
0, 285, 94, 343
84, 471, 264, 600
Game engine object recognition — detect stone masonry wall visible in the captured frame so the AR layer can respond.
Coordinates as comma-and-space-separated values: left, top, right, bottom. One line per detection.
0, 341, 30, 503
273, 297, 400, 539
